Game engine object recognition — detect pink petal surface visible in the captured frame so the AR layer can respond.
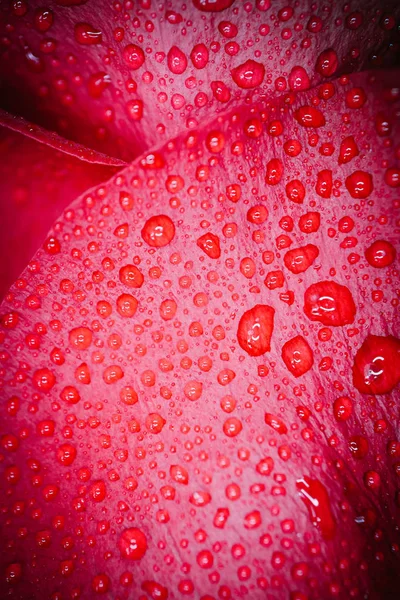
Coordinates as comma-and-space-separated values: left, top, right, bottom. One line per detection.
1, 69, 399, 600
0, 0, 399, 160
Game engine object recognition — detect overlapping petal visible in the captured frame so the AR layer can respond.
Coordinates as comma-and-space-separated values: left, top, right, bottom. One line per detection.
0, 121, 120, 296
0, 66, 399, 599
0, 0, 399, 160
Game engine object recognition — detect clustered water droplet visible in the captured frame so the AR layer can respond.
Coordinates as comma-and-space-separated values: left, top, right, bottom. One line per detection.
0, 1, 399, 598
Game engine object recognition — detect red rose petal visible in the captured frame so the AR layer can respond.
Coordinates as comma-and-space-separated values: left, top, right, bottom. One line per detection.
0, 126, 118, 297
0, 1, 399, 160
0, 59, 399, 600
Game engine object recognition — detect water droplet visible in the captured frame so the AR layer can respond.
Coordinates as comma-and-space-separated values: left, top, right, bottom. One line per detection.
237, 304, 275, 357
